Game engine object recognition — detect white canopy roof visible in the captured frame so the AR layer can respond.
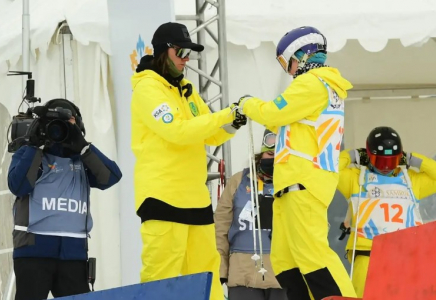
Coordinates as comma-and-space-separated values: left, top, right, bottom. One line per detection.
176, 0, 436, 52
1, 0, 436, 65
0, 0, 109, 65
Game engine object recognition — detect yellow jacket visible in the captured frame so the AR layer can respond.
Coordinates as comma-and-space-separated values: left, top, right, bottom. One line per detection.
242, 67, 353, 205
131, 70, 234, 211
338, 150, 436, 251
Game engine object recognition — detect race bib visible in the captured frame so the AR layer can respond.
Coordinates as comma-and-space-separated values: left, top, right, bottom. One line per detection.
351, 196, 422, 240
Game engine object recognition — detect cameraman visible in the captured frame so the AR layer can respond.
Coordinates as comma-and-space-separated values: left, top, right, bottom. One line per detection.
7, 99, 122, 300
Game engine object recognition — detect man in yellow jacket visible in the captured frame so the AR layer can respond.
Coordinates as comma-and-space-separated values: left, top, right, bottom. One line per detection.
338, 126, 436, 297
131, 22, 246, 300
238, 26, 356, 300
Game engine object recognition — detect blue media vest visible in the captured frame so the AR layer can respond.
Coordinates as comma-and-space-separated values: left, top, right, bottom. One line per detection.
25, 153, 92, 237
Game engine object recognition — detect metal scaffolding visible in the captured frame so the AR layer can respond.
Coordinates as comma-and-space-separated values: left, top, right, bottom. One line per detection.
176, 0, 232, 183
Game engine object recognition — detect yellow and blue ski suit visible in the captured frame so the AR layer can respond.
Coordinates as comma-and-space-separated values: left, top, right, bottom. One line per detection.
338, 150, 436, 297
242, 67, 356, 300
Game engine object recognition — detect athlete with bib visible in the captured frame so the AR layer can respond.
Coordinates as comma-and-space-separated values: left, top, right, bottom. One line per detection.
236, 26, 356, 300
338, 126, 436, 297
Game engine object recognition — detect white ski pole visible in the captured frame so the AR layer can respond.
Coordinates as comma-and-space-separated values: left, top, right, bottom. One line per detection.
247, 119, 267, 279
350, 166, 366, 280
247, 118, 260, 268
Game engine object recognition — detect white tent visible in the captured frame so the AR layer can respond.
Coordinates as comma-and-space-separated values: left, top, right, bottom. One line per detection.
1, 0, 436, 294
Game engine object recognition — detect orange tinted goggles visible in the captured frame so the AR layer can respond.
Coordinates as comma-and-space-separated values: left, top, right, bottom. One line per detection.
369, 154, 401, 174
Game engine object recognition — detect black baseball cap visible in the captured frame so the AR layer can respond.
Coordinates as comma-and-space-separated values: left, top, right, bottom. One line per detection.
152, 22, 204, 52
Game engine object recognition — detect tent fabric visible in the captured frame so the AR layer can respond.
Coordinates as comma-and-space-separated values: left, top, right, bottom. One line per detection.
2, 0, 436, 66
0, 0, 110, 66
175, 0, 436, 52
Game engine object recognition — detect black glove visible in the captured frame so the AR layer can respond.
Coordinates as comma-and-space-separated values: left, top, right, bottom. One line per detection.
338, 222, 351, 241
62, 123, 89, 154
399, 151, 408, 166
220, 278, 228, 285
231, 104, 247, 129
356, 148, 369, 166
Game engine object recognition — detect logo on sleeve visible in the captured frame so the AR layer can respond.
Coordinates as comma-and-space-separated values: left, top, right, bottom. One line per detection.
152, 103, 171, 120
273, 95, 287, 110
162, 113, 174, 123
189, 102, 199, 116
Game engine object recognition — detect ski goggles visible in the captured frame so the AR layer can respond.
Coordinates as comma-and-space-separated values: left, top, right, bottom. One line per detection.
263, 132, 276, 149
368, 153, 401, 174
167, 43, 191, 59
276, 54, 299, 72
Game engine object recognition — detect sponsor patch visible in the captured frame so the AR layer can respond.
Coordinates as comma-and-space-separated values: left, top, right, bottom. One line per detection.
162, 113, 174, 123
273, 95, 287, 110
189, 102, 199, 116
152, 103, 171, 120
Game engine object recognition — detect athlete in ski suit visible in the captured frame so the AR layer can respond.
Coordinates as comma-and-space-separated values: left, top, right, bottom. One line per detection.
237, 26, 356, 300
338, 126, 436, 297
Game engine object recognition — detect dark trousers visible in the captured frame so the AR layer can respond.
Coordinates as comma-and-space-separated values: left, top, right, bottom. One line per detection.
14, 258, 90, 300
228, 286, 288, 300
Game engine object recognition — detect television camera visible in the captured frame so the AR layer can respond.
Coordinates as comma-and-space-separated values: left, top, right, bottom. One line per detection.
7, 71, 75, 153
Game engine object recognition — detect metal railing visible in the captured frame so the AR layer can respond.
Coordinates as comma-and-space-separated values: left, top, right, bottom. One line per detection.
176, 0, 232, 184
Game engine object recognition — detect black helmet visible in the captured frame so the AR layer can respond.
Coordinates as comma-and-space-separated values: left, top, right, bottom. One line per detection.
366, 126, 402, 174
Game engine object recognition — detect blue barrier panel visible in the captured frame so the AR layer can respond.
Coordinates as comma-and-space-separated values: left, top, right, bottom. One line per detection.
55, 272, 212, 300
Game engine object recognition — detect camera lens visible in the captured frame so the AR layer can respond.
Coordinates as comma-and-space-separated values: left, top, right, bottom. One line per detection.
46, 120, 69, 143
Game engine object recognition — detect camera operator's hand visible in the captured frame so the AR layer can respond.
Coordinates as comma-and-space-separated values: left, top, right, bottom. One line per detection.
63, 123, 90, 154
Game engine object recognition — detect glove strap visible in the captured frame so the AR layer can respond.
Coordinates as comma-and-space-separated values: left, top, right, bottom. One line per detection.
80, 144, 91, 155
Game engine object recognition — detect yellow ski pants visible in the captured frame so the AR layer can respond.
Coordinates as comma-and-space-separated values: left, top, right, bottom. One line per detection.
350, 254, 369, 298
140, 220, 223, 300
270, 190, 356, 300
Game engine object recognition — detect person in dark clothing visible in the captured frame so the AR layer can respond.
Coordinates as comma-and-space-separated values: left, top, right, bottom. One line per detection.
8, 99, 122, 300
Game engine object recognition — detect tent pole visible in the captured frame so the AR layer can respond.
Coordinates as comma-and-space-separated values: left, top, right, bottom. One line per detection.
217, 0, 232, 180
22, 0, 30, 92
